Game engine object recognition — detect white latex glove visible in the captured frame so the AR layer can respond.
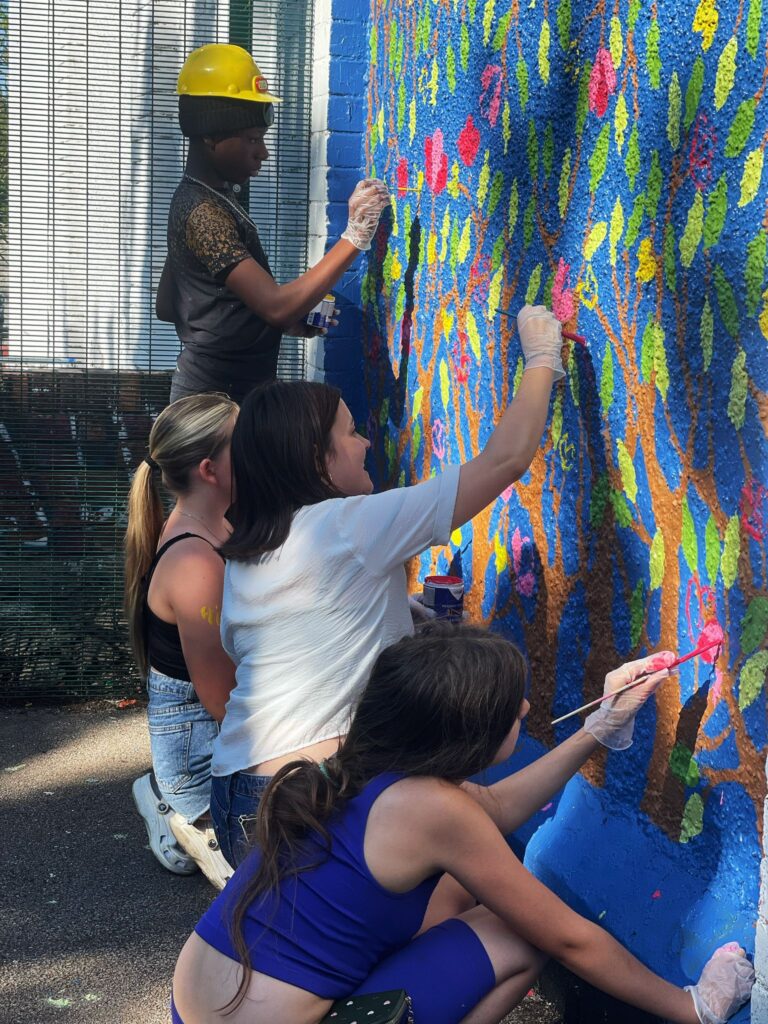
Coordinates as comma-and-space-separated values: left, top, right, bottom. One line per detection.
584, 651, 676, 750
341, 179, 391, 251
409, 594, 437, 624
516, 305, 565, 381
685, 943, 754, 1024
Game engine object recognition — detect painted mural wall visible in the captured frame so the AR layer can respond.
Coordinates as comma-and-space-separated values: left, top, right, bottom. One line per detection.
356, 0, 767, 1007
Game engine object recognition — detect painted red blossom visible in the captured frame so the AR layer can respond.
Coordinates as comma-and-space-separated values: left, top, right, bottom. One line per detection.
457, 115, 481, 167
396, 157, 409, 194
479, 64, 503, 127
424, 129, 448, 194
588, 48, 617, 118
551, 258, 575, 323
689, 112, 717, 191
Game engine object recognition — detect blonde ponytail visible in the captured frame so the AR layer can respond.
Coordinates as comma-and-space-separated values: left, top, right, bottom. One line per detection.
123, 393, 238, 676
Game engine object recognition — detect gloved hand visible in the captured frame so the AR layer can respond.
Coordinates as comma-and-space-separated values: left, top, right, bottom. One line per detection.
685, 943, 754, 1024
516, 305, 565, 381
408, 594, 437, 624
341, 179, 391, 251
584, 651, 676, 750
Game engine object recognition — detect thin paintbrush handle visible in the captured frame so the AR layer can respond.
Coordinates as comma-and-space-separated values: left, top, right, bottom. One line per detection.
550, 638, 722, 726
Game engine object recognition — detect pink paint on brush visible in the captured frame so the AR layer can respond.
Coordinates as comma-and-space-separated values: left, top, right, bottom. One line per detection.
562, 331, 587, 345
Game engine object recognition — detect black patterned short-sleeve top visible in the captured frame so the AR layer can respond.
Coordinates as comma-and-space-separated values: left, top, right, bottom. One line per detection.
166, 177, 282, 402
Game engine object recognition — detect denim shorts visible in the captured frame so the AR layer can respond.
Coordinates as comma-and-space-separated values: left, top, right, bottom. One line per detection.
210, 771, 272, 869
147, 669, 219, 823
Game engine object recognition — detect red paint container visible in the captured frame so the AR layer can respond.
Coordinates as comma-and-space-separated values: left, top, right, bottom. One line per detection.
422, 575, 464, 621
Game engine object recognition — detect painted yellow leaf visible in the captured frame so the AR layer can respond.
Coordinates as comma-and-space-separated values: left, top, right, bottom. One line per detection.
714, 36, 738, 110
409, 98, 416, 143
614, 94, 629, 154
377, 105, 385, 141
451, 528, 463, 547
610, 199, 624, 266
488, 268, 504, 320
466, 311, 482, 361
429, 58, 439, 105
617, 439, 638, 503
427, 230, 438, 265
440, 358, 450, 408
457, 217, 472, 263
585, 221, 608, 261
442, 310, 455, 338
693, 0, 719, 51
494, 533, 508, 573
650, 529, 665, 589
738, 148, 764, 207
610, 16, 623, 68
417, 170, 425, 193
390, 251, 403, 281
412, 386, 423, 421
439, 208, 451, 262
759, 289, 768, 341
636, 238, 657, 282
538, 19, 551, 84
448, 161, 460, 200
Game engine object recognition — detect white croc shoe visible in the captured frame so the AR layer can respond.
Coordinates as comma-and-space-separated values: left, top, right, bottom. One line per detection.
170, 813, 233, 891
131, 773, 198, 876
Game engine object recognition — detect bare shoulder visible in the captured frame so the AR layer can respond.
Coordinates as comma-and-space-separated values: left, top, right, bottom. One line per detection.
372, 775, 485, 834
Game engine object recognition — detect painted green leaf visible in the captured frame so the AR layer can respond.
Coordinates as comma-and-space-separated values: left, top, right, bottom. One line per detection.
738, 148, 764, 206
646, 151, 662, 220
557, 0, 571, 51
746, 0, 763, 57
517, 57, 529, 112
513, 355, 524, 394
558, 149, 572, 218
601, 345, 614, 414
449, 218, 459, 271
576, 62, 591, 134
650, 529, 666, 589
664, 224, 677, 291
704, 174, 728, 248
482, 0, 496, 46
714, 37, 738, 110
440, 358, 450, 408
610, 16, 623, 67
412, 386, 423, 421
610, 198, 624, 266
508, 179, 520, 235
461, 22, 470, 71
469, 0, 477, 21
625, 192, 646, 248
478, 150, 491, 207
585, 221, 608, 261
630, 580, 645, 647
492, 10, 512, 51
395, 283, 406, 322
543, 270, 554, 309
684, 57, 705, 130
466, 311, 482, 362
646, 20, 661, 88
614, 93, 629, 153
502, 101, 511, 154
389, 21, 398, 69
745, 232, 767, 317
539, 19, 551, 83
682, 495, 698, 573
628, 0, 641, 31
670, 743, 700, 787
397, 80, 406, 132
590, 123, 611, 193
617, 439, 638, 503
457, 217, 472, 264
654, 324, 670, 401
526, 264, 543, 305
523, 194, 536, 249
738, 651, 768, 711
680, 191, 704, 268
590, 472, 610, 528
488, 171, 505, 217
439, 208, 451, 263
409, 97, 417, 143
641, 318, 655, 382
528, 120, 539, 180
680, 793, 704, 843
543, 122, 555, 179
491, 233, 505, 271
379, 396, 390, 427
488, 267, 504, 318
625, 125, 640, 190
446, 44, 457, 93
721, 514, 741, 589
610, 489, 634, 527
700, 296, 714, 371
668, 72, 682, 151
551, 392, 563, 449
714, 265, 740, 339
412, 420, 421, 455
727, 349, 748, 429
740, 597, 768, 654
370, 25, 379, 65
705, 514, 720, 583
725, 99, 756, 157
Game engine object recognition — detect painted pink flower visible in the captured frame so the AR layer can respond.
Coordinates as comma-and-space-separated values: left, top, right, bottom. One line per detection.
512, 527, 536, 596
588, 48, 617, 118
500, 484, 514, 502
697, 620, 724, 663
551, 258, 575, 323
424, 130, 448, 194
479, 64, 503, 127
396, 157, 409, 195
458, 115, 481, 167
453, 333, 470, 383
432, 419, 446, 460
708, 668, 723, 706
470, 255, 491, 304
740, 478, 768, 541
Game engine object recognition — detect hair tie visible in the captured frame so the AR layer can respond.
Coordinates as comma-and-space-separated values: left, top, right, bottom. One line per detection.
318, 760, 333, 781
144, 455, 160, 472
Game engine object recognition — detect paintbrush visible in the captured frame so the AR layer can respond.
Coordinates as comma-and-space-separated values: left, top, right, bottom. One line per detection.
495, 307, 586, 346
550, 637, 723, 726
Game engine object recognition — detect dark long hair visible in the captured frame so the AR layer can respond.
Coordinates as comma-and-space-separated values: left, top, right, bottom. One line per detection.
224, 622, 527, 1012
220, 379, 342, 561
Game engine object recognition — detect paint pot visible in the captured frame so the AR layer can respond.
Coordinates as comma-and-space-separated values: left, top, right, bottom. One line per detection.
306, 294, 335, 330
422, 575, 464, 620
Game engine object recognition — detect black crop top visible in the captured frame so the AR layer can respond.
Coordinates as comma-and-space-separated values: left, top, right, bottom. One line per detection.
143, 533, 225, 682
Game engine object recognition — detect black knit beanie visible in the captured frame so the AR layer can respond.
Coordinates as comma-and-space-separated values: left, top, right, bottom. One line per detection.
178, 95, 274, 138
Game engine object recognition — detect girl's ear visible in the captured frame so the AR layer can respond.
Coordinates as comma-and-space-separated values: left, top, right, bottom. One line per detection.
198, 457, 218, 484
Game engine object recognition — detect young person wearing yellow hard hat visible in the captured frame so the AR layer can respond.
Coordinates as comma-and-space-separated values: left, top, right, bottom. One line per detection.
158, 43, 390, 405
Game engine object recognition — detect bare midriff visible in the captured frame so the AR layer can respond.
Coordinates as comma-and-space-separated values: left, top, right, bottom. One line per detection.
248, 735, 344, 777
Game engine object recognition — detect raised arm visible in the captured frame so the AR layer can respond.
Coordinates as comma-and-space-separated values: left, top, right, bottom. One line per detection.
225, 179, 390, 329
451, 305, 564, 530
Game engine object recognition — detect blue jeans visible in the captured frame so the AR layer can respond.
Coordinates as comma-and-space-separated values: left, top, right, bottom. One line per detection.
210, 771, 272, 868
147, 669, 218, 823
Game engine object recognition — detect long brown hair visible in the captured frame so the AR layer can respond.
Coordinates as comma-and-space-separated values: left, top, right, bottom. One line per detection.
224, 622, 527, 1012
123, 393, 238, 675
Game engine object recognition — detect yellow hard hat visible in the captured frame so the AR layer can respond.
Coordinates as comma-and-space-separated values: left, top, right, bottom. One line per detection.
177, 44, 282, 105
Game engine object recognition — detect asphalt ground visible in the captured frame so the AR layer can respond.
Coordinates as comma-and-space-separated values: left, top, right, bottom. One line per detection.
0, 705, 562, 1024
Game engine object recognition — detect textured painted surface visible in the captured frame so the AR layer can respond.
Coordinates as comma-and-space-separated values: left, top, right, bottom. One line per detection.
347, 0, 768, 1005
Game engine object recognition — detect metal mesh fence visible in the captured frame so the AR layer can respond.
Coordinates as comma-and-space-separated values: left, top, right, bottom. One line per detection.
0, 0, 314, 700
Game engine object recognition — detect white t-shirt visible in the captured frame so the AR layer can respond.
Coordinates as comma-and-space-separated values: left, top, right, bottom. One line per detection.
212, 466, 460, 776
